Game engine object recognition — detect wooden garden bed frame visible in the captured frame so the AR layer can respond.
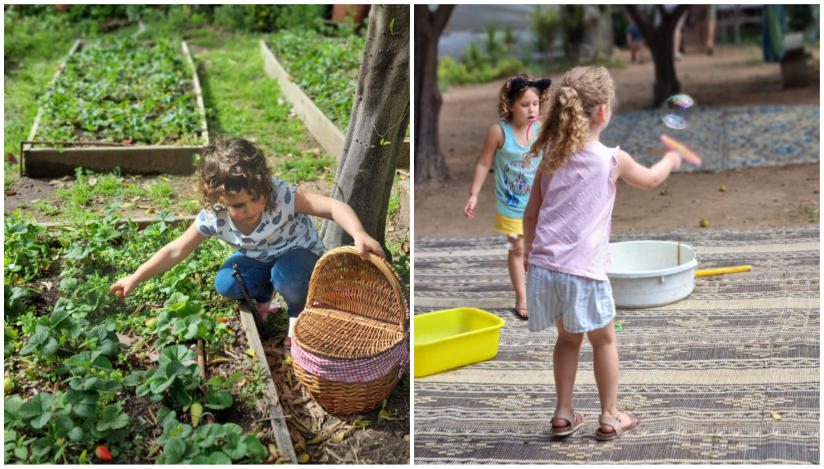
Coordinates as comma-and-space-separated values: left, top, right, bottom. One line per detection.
260, 41, 410, 169
21, 40, 209, 179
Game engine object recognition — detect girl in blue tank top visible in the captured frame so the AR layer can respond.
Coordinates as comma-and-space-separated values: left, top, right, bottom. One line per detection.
464, 74, 551, 318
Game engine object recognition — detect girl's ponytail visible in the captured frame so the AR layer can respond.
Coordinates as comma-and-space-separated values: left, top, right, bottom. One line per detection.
524, 66, 616, 175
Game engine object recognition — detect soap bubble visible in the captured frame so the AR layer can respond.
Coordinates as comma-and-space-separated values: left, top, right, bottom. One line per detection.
662, 94, 695, 129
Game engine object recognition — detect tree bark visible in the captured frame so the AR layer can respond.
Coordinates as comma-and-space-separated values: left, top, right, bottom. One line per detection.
320, 5, 410, 258
414, 5, 454, 186
626, 4, 689, 107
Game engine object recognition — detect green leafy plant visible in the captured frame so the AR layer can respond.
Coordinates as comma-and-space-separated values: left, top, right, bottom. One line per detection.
155, 418, 268, 464
204, 372, 243, 410
4, 219, 49, 284
125, 345, 201, 410
36, 39, 202, 145
268, 28, 365, 130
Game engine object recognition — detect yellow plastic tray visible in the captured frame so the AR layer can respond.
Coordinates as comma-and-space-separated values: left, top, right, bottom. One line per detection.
414, 308, 505, 378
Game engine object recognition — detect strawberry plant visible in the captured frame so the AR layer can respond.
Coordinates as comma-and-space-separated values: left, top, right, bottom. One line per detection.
269, 29, 365, 131
4, 219, 50, 285
35, 39, 203, 145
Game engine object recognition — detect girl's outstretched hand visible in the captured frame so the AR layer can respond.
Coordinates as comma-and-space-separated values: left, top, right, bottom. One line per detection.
464, 196, 478, 219
354, 232, 386, 261
110, 275, 139, 299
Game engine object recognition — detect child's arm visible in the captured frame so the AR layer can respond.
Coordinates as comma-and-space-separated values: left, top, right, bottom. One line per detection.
465, 123, 505, 218
294, 190, 386, 260
110, 223, 207, 298
522, 170, 545, 272
614, 150, 681, 190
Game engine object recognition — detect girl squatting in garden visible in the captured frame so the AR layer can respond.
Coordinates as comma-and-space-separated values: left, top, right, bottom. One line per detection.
464, 74, 551, 318
111, 138, 385, 348
522, 66, 681, 439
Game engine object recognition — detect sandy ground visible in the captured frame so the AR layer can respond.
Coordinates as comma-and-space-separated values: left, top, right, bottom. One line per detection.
416, 44, 820, 237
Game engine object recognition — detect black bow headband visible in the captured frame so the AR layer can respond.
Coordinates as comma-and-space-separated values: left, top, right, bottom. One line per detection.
508, 77, 552, 100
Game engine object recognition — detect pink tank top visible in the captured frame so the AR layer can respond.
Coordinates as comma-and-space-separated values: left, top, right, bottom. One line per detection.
529, 141, 618, 281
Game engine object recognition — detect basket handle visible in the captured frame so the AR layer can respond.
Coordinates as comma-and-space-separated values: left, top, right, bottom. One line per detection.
306, 245, 409, 334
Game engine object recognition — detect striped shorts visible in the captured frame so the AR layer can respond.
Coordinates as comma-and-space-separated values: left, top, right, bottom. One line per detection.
526, 265, 616, 333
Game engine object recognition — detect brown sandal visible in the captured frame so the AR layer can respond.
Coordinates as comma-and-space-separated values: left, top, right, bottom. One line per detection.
550, 410, 584, 437
594, 412, 641, 440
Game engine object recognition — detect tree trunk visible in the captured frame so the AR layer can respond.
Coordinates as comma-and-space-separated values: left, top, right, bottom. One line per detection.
320, 5, 410, 258
414, 5, 454, 186
626, 4, 689, 107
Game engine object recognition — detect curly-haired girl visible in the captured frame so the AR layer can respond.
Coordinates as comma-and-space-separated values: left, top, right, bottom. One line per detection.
522, 66, 681, 439
111, 138, 385, 348
464, 74, 551, 318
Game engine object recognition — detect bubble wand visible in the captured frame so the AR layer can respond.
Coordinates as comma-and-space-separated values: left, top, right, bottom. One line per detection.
526, 116, 543, 142
660, 134, 702, 166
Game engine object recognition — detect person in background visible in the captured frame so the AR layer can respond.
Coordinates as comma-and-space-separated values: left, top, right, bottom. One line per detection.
626, 15, 645, 64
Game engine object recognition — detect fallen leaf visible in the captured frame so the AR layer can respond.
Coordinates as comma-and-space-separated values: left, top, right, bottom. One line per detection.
297, 453, 309, 463
158, 176, 171, 182
245, 348, 256, 358
281, 357, 293, 365
306, 437, 322, 446
770, 410, 782, 421
88, 177, 97, 186
121, 203, 134, 209
31, 199, 41, 204
145, 208, 155, 214
293, 419, 311, 433
130, 339, 145, 354
6, 191, 17, 196
60, 175, 72, 181
207, 356, 232, 365
378, 407, 392, 422
120, 183, 131, 188
330, 431, 345, 443
236, 378, 246, 388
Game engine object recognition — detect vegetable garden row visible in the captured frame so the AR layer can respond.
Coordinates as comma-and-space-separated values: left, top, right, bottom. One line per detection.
5, 212, 279, 464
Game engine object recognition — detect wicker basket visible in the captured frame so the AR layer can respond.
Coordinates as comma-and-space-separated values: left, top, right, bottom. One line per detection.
292, 246, 409, 414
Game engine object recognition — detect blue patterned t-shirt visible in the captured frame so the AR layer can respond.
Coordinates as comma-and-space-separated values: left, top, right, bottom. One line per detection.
195, 177, 325, 261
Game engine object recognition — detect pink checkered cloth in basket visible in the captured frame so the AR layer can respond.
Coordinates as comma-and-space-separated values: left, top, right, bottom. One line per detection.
291, 340, 409, 384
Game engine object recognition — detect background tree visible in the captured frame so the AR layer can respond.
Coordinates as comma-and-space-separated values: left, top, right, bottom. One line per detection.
626, 4, 689, 107
320, 5, 409, 258
414, 4, 455, 185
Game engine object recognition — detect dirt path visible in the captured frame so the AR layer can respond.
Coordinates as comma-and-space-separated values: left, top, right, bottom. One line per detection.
416, 44, 820, 237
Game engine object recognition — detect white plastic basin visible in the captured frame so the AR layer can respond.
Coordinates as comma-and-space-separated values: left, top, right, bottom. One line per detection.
607, 241, 697, 308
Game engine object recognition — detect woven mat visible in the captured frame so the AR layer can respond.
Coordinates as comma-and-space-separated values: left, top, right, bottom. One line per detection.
599, 105, 820, 172
414, 226, 820, 464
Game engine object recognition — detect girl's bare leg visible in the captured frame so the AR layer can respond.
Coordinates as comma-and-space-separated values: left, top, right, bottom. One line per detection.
586, 320, 634, 432
508, 235, 527, 316
552, 318, 584, 427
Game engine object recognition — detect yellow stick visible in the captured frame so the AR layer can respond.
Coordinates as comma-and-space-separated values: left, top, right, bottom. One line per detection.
695, 265, 751, 277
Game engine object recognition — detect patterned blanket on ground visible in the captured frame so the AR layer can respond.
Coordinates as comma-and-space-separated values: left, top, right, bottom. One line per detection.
414, 226, 820, 464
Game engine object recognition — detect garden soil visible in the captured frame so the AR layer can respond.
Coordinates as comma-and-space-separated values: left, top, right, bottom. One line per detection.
415, 45, 820, 236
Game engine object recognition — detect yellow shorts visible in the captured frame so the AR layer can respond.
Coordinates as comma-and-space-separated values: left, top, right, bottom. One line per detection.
494, 213, 523, 238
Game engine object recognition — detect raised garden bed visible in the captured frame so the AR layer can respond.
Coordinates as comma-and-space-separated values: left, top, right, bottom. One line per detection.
260, 38, 410, 169
3, 216, 291, 464
21, 39, 208, 179
4, 212, 409, 464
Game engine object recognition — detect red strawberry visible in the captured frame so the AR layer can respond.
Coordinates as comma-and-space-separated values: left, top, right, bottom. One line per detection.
95, 445, 112, 461
124, 140, 133, 145
218, 317, 229, 323
158, 104, 164, 111
165, 105, 171, 110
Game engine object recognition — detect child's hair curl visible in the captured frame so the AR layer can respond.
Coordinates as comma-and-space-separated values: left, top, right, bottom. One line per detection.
525, 66, 616, 175
497, 73, 551, 123
196, 138, 277, 213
